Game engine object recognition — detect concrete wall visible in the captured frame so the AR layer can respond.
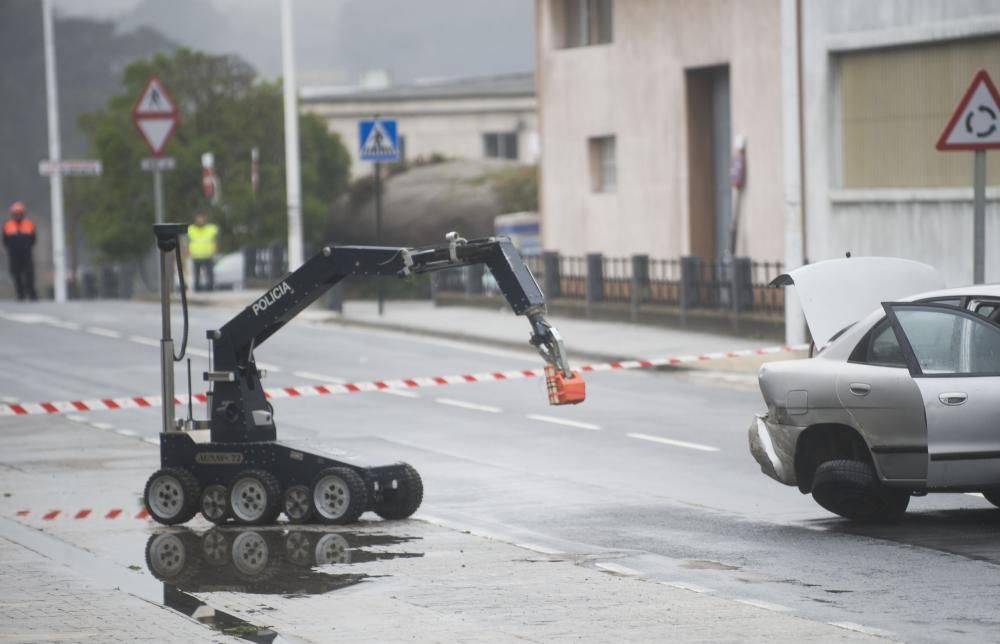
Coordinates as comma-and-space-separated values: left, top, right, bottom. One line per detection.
305, 96, 538, 179
535, 0, 785, 260
800, 0, 1000, 286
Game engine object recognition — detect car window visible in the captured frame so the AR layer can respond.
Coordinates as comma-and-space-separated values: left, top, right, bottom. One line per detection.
972, 301, 1000, 320
850, 319, 907, 367
894, 307, 1000, 375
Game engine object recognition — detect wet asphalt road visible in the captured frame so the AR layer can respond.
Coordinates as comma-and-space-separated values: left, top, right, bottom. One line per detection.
2, 300, 999, 642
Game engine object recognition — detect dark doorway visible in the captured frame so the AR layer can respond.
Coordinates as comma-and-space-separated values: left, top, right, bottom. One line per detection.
685, 65, 731, 260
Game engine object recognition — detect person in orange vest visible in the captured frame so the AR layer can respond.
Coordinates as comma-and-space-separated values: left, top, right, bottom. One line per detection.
187, 212, 219, 292
2, 201, 37, 301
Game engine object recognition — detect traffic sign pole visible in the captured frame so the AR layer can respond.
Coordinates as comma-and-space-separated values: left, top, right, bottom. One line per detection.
974, 150, 986, 284
936, 69, 1000, 285
357, 116, 400, 317
374, 161, 383, 315
153, 169, 165, 225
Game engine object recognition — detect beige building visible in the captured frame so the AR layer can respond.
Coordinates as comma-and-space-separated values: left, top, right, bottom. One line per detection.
537, 0, 1000, 343
302, 74, 538, 179
535, 0, 786, 261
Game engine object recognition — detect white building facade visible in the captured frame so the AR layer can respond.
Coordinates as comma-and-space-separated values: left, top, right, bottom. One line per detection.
302, 74, 539, 179
799, 0, 1000, 287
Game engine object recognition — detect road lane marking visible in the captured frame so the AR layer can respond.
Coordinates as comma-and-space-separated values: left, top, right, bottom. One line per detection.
86, 327, 122, 339
128, 335, 161, 347
434, 398, 502, 413
115, 429, 138, 437
660, 581, 714, 594
595, 562, 643, 577
89, 422, 113, 430
46, 319, 81, 330
735, 599, 792, 613
627, 433, 719, 452
293, 371, 346, 384
381, 389, 419, 398
829, 622, 896, 639
527, 414, 600, 431
143, 437, 159, 445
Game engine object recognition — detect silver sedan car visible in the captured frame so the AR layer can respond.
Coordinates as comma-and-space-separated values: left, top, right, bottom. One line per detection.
749, 257, 1000, 521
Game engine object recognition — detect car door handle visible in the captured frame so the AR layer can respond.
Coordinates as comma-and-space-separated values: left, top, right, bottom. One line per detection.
849, 383, 871, 396
939, 392, 967, 406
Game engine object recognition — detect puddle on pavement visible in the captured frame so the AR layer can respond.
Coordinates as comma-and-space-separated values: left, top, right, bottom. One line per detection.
144, 526, 423, 642
145, 526, 423, 595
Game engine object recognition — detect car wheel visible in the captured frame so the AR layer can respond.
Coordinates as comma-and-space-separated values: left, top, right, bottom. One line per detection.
811, 459, 909, 522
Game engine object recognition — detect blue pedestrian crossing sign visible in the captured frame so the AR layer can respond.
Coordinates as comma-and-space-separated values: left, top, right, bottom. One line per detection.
358, 118, 400, 162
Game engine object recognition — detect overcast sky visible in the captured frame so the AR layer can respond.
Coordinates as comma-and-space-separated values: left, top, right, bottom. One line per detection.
51, 0, 534, 86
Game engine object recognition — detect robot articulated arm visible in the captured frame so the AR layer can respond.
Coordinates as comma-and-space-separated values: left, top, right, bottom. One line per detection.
201, 232, 584, 442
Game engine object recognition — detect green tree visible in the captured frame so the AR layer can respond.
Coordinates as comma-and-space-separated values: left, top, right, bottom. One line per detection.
489, 164, 538, 214
76, 48, 350, 261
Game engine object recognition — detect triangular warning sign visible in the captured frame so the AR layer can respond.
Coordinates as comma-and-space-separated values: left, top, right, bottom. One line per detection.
362, 121, 397, 157
133, 76, 177, 116
136, 117, 177, 155
937, 69, 1000, 150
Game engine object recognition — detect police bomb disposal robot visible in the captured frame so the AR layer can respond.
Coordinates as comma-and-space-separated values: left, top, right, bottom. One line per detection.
144, 224, 585, 527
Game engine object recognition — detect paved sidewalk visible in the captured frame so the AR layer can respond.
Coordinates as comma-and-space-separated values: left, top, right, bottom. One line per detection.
0, 528, 237, 643
189, 293, 806, 372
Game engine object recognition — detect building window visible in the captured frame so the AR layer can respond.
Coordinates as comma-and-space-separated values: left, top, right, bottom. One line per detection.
589, 136, 616, 192
839, 37, 1000, 188
483, 132, 519, 160
562, 0, 613, 48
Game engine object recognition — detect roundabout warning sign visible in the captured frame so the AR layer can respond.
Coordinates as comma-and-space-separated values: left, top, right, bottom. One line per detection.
936, 69, 1000, 150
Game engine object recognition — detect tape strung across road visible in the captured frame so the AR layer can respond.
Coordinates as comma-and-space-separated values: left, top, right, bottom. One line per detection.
0, 343, 808, 418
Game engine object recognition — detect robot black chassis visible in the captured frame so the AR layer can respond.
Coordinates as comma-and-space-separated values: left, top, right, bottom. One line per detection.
144, 225, 578, 527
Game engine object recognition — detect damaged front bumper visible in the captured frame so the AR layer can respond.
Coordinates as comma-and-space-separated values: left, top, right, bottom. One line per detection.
747, 414, 800, 486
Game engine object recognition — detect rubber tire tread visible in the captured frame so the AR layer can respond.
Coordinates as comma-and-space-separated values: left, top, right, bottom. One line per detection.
373, 463, 424, 521
145, 532, 199, 582
812, 459, 909, 523
200, 484, 230, 525
283, 484, 314, 524
144, 468, 200, 526
227, 469, 282, 526
312, 467, 367, 525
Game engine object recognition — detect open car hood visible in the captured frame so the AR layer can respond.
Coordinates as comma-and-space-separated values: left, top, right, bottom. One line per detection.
772, 257, 945, 347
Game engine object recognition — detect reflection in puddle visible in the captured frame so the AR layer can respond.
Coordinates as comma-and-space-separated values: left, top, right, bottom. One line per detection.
146, 526, 422, 594
819, 508, 1000, 564
145, 527, 423, 642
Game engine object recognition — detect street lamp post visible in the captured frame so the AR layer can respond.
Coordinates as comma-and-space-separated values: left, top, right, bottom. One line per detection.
280, 0, 304, 272
42, 0, 67, 303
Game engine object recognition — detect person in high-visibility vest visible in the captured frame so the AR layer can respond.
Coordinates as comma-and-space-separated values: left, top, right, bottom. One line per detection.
187, 212, 219, 292
2, 201, 37, 301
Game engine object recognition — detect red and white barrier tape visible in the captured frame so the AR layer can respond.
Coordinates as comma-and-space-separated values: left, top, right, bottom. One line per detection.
14, 508, 150, 520
0, 343, 808, 418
